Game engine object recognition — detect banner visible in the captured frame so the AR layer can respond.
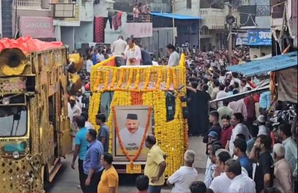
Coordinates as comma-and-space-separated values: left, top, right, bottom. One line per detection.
247, 29, 271, 46
277, 67, 298, 103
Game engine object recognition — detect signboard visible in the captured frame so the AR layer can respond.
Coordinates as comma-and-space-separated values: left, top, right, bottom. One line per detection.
236, 32, 248, 45
125, 23, 153, 38
247, 29, 272, 46
19, 16, 54, 38
277, 67, 297, 103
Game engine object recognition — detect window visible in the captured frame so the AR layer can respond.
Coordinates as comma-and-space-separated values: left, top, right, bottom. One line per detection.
186, 0, 192, 9
0, 106, 27, 137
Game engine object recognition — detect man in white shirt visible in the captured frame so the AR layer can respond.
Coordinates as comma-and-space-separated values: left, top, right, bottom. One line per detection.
86, 55, 93, 73
167, 150, 198, 192
225, 159, 256, 193
123, 37, 142, 65
210, 151, 231, 193
278, 124, 297, 178
229, 113, 250, 155
166, 44, 180, 67
111, 35, 127, 56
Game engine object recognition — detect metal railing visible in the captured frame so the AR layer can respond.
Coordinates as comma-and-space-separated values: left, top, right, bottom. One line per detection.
127, 13, 152, 23
14, 0, 41, 8
256, 5, 270, 16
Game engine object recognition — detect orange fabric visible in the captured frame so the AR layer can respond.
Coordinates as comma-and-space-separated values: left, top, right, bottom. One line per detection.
0, 36, 63, 55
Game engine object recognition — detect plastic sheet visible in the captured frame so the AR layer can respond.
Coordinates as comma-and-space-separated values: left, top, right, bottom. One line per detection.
0, 36, 63, 55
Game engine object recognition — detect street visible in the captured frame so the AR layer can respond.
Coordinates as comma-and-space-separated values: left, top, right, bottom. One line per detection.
47, 136, 206, 193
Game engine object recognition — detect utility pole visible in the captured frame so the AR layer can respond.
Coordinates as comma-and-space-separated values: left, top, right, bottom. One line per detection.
228, 1, 233, 65
172, 0, 175, 45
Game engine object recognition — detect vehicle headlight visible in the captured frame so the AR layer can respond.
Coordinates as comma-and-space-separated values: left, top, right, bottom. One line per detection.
12, 151, 20, 159
2, 97, 10, 105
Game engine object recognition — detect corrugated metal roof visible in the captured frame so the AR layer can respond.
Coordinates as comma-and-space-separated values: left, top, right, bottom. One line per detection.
227, 51, 298, 76
150, 12, 202, 20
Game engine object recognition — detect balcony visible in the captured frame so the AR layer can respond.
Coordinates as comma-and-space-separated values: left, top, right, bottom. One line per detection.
200, 8, 227, 30
126, 13, 152, 23
14, 0, 41, 9
256, 5, 270, 16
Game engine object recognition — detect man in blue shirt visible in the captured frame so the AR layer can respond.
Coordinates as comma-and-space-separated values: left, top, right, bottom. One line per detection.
233, 138, 253, 177
71, 116, 89, 190
259, 91, 271, 116
96, 113, 109, 153
83, 129, 104, 193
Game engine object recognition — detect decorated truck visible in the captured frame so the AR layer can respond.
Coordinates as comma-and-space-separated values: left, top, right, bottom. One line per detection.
0, 37, 82, 192
88, 55, 188, 176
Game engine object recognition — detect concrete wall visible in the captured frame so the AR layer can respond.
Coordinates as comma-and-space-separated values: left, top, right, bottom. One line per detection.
75, 22, 94, 44
249, 46, 271, 58
174, 0, 200, 17
61, 27, 75, 52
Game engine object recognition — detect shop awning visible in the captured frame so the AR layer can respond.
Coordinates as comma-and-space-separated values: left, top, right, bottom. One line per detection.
227, 51, 298, 77
150, 12, 202, 20
210, 85, 270, 104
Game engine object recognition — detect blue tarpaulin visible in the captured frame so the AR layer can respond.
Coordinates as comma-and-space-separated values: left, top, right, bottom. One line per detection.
227, 51, 298, 76
150, 12, 202, 20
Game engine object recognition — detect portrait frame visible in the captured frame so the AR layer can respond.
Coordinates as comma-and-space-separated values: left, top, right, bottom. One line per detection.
112, 105, 153, 162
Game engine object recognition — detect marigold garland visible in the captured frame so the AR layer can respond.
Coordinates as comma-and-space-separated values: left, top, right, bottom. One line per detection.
131, 92, 143, 105
89, 55, 187, 177
112, 105, 152, 164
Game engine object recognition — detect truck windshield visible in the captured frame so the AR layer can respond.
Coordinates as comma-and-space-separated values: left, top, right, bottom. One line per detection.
0, 106, 27, 137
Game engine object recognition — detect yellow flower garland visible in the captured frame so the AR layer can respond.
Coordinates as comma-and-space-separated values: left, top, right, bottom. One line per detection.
89, 54, 187, 176
88, 92, 101, 131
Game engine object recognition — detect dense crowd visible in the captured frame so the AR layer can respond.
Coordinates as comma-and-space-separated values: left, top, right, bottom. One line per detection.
69, 39, 297, 193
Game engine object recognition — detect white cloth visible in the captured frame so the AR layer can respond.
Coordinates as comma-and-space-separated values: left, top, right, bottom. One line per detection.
85, 121, 94, 130
152, 61, 159, 66
230, 78, 241, 86
209, 172, 231, 193
229, 174, 256, 193
86, 59, 93, 73
167, 166, 198, 193
216, 90, 227, 107
229, 123, 250, 155
124, 45, 142, 65
168, 51, 180, 67
112, 39, 127, 56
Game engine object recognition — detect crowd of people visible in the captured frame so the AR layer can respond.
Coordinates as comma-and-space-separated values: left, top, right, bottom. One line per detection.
183, 47, 297, 193
68, 37, 297, 193
132, 2, 151, 22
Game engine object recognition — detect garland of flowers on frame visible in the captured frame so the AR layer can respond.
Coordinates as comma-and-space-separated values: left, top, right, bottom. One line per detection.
112, 106, 152, 166
106, 91, 132, 153
88, 92, 101, 131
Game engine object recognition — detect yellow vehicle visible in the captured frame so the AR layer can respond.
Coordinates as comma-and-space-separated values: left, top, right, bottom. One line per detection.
88, 56, 188, 177
0, 43, 82, 192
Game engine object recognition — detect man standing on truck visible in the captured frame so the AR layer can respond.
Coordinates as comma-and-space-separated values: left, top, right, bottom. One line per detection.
71, 116, 89, 191
117, 113, 146, 155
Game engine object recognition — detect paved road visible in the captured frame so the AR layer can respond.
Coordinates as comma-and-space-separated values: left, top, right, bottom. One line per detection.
47, 136, 206, 193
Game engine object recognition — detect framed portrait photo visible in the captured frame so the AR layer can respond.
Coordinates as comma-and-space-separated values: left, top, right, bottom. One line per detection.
112, 105, 153, 162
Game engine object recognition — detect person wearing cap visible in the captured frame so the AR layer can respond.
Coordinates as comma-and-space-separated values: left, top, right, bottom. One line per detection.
68, 95, 82, 150
123, 36, 142, 65
272, 143, 293, 193
166, 150, 198, 192
116, 113, 146, 155
257, 115, 270, 136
